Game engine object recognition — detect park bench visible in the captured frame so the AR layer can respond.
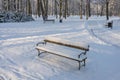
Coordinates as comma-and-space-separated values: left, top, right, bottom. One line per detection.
105, 20, 113, 29
44, 19, 55, 23
36, 37, 89, 70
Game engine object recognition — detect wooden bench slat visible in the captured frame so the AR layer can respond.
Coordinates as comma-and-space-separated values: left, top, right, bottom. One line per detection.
44, 37, 89, 51
36, 46, 87, 61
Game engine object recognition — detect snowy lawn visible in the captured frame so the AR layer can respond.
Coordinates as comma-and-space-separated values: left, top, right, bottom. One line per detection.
0, 16, 120, 80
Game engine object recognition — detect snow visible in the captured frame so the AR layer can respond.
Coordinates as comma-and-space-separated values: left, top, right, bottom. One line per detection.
0, 16, 120, 80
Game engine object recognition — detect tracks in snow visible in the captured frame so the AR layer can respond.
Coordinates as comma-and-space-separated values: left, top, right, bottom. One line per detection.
85, 20, 120, 48
0, 29, 86, 47
0, 50, 44, 80
1, 19, 120, 80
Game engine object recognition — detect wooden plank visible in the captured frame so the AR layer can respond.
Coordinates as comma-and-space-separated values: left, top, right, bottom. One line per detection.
44, 37, 89, 51
36, 46, 87, 61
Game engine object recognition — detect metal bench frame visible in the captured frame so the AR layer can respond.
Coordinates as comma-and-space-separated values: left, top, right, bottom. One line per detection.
36, 40, 89, 70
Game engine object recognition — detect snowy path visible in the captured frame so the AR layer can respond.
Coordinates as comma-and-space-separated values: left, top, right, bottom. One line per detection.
85, 19, 120, 48
0, 19, 86, 80
0, 16, 120, 80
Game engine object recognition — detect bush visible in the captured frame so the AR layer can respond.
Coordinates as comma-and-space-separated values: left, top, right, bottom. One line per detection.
0, 11, 34, 23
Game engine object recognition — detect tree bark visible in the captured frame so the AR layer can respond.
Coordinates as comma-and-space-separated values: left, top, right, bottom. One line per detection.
106, 0, 109, 20
54, 0, 58, 18
37, 0, 41, 17
88, 0, 91, 17
86, 0, 89, 20
64, 0, 68, 19
59, 0, 62, 22
80, 0, 83, 19
39, 0, 48, 20
39, 0, 45, 20
28, 0, 32, 15
44, 0, 48, 19
100, 5, 104, 16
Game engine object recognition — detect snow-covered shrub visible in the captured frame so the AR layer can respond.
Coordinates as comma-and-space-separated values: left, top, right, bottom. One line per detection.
0, 13, 5, 23
0, 11, 34, 23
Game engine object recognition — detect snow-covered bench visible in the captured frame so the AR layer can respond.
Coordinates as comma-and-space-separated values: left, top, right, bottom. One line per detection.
44, 19, 55, 23
105, 20, 113, 29
36, 37, 89, 70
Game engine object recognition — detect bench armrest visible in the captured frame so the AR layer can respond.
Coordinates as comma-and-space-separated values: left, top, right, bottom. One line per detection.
36, 41, 46, 46
78, 51, 87, 58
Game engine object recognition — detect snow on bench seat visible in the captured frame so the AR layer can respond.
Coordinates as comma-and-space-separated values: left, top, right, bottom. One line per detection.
44, 36, 89, 51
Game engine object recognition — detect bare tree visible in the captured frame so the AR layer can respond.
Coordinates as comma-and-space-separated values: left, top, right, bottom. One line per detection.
86, 0, 89, 20
54, 0, 58, 18
59, 0, 62, 22
80, 0, 83, 19
44, 0, 48, 19
63, 0, 68, 19
106, 0, 109, 20
26, 0, 32, 15
1, 0, 7, 11
100, 0, 105, 16
88, 0, 91, 17
37, 0, 41, 17
39, 0, 49, 20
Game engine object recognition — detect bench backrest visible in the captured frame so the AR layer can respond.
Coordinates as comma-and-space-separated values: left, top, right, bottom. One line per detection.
44, 37, 89, 51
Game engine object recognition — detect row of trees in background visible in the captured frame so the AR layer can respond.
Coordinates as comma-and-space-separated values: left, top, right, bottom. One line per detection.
1, 0, 32, 15
0, 0, 120, 21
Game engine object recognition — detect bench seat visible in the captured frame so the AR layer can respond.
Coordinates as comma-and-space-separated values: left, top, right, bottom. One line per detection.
36, 44, 87, 61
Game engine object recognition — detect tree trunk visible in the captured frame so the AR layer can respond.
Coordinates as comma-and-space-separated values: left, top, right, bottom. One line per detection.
44, 0, 48, 19
59, 0, 62, 22
54, 0, 58, 18
27, 0, 32, 15
64, 0, 68, 19
37, 0, 41, 17
88, 0, 91, 17
100, 5, 104, 16
86, 0, 89, 20
39, 0, 45, 20
15, 0, 18, 11
80, 0, 83, 19
20, 0, 24, 12
39, 0, 48, 20
2, 0, 7, 11
106, 0, 109, 20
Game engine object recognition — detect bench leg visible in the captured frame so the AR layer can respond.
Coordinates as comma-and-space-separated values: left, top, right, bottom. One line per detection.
37, 49, 47, 56
83, 59, 86, 66
78, 58, 87, 70
37, 49, 43, 56
37, 49, 41, 56
83, 58, 87, 66
78, 61, 81, 70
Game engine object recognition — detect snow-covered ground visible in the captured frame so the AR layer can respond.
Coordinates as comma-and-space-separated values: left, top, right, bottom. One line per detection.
0, 16, 120, 80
